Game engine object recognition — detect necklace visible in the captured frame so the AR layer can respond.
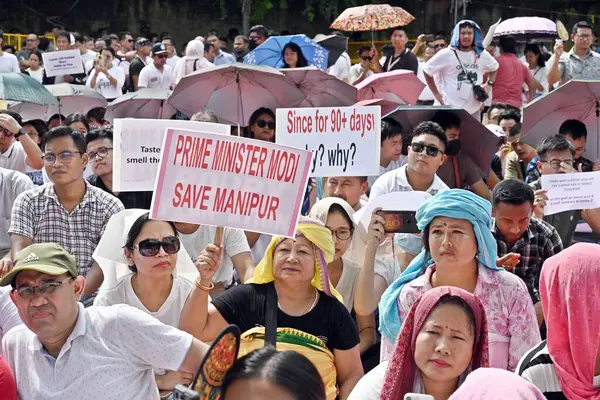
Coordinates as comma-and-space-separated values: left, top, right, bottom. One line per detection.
278, 288, 319, 316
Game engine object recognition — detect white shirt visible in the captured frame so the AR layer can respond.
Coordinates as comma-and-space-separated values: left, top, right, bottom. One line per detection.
80, 49, 97, 66
0, 167, 34, 252
0, 141, 28, 173
138, 63, 173, 89
424, 47, 499, 114
179, 225, 251, 285
328, 52, 351, 82
251, 234, 273, 264
348, 361, 387, 400
374, 256, 402, 287
85, 58, 119, 74
26, 68, 44, 83
370, 164, 449, 199
0, 288, 22, 349
94, 274, 193, 327
349, 63, 374, 85
166, 55, 180, 69
2, 303, 193, 400
417, 61, 435, 101
86, 65, 126, 99
337, 258, 361, 312
367, 157, 407, 188
0, 52, 20, 73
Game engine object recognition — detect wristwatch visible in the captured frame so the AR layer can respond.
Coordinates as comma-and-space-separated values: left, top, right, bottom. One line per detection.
14, 127, 26, 140
487, 79, 495, 86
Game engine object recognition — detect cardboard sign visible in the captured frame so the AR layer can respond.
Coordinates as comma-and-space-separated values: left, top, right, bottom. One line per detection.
150, 128, 312, 237
42, 50, 84, 77
542, 171, 600, 216
113, 119, 230, 192
275, 106, 381, 177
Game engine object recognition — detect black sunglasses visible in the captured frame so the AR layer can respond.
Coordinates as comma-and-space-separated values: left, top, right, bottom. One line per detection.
360, 56, 373, 61
256, 119, 275, 129
133, 236, 180, 257
410, 142, 444, 157
435, 44, 446, 49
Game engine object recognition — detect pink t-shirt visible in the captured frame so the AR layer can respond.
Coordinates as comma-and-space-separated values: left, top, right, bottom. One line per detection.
380, 263, 541, 372
493, 53, 533, 108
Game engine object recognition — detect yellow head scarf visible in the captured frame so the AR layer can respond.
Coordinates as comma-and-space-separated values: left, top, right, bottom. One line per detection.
248, 217, 343, 303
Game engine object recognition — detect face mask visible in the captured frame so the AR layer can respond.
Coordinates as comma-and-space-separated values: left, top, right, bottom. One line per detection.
249, 39, 258, 50
394, 233, 423, 256
445, 139, 462, 156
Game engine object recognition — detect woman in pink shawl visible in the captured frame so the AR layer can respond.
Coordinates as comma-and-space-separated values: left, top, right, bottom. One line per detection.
449, 368, 545, 399
517, 243, 600, 400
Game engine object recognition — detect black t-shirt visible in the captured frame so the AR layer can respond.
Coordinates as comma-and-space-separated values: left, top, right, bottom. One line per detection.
88, 174, 153, 209
128, 57, 146, 90
212, 282, 360, 352
383, 49, 419, 74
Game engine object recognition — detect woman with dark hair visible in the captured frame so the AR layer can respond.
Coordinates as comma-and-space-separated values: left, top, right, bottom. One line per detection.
223, 347, 326, 400
47, 114, 65, 129
26, 51, 44, 83
523, 43, 548, 99
245, 107, 275, 142
281, 42, 308, 68
86, 46, 126, 101
65, 113, 90, 135
22, 119, 47, 185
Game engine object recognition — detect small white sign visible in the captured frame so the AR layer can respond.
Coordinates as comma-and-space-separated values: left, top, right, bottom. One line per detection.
42, 50, 84, 77
542, 171, 600, 216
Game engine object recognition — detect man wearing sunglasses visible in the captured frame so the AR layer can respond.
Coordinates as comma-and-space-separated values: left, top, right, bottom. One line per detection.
4, 126, 124, 298
138, 43, 173, 90
349, 45, 374, 85
1, 243, 210, 400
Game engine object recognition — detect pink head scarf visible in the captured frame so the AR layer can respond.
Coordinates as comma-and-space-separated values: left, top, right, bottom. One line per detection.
449, 368, 546, 399
540, 243, 600, 400
380, 286, 490, 400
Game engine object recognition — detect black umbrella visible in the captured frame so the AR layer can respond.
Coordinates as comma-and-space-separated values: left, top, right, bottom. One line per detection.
314, 34, 348, 68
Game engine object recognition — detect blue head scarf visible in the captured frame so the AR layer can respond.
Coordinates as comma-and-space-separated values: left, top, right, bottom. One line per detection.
379, 189, 501, 343
450, 20, 485, 57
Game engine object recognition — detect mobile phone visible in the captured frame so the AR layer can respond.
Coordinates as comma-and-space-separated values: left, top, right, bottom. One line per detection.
98, 53, 106, 67
377, 210, 419, 234
423, 34, 435, 42
404, 394, 435, 400
172, 385, 200, 400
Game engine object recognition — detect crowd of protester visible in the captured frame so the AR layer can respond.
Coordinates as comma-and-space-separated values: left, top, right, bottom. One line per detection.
0, 16, 599, 400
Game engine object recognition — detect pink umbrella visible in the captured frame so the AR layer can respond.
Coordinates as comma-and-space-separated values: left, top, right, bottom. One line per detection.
167, 63, 304, 126
281, 67, 357, 107
355, 70, 424, 106
493, 17, 557, 41
354, 98, 401, 116
105, 88, 176, 121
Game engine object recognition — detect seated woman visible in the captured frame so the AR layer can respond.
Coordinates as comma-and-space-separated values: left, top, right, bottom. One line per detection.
349, 286, 489, 400
281, 42, 308, 68
179, 217, 364, 399
222, 347, 326, 400
65, 113, 90, 136
309, 198, 377, 357
517, 243, 600, 399
379, 189, 540, 371
94, 209, 197, 328
449, 368, 545, 399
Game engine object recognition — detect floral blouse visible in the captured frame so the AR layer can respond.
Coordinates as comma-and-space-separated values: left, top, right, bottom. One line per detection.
380, 263, 541, 371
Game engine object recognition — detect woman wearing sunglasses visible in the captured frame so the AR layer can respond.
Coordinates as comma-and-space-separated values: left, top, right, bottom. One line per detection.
94, 209, 198, 328
246, 107, 276, 142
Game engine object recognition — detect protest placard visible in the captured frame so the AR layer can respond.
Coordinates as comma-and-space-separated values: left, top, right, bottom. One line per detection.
275, 106, 381, 177
42, 50, 84, 77
542, 171, 600, 215
150, 128, 313, 237
113, 119, 230, 192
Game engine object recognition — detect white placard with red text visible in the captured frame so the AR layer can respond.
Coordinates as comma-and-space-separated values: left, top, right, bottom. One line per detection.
150, 128, 312, 237
113, 118, 230, 192
275, 106, 381, 177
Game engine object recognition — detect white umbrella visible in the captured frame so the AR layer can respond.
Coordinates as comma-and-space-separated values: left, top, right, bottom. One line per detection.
105, 88, 177, 121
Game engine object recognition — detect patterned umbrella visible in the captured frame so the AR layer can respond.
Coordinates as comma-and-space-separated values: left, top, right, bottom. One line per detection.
330, 4, 414, 32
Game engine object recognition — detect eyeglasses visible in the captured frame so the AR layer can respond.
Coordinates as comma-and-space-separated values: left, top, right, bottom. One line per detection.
256, 119, 275, 129
541, 159, 574, 170
329, 228, 352, 241
26, 39, 38, 42
42, 151, 82, 165
360, 56, 373, 61
14, 278, 73, 300
576, 34, 592, 40
156, 54, 168, 59
88, 146, 113, 162
410, 142, 444, 157
1, 128, 13, 136
127, 39, 134, 42
133, 236, 181, 257
435, 44, 446, 49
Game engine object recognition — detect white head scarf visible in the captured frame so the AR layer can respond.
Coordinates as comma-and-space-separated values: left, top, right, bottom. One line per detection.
93, 209, 198, 291
172, 39, 214, 86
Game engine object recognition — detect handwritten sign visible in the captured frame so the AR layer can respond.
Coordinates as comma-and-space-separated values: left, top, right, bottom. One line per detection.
42, 50, 84, 77
150, 128, 312, 237
542, 171, 600, 215
276, 106, 381, 177
113, 119, 230, 192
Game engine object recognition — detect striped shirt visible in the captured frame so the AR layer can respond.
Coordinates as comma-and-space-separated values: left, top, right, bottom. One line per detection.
517, 340, 600, 399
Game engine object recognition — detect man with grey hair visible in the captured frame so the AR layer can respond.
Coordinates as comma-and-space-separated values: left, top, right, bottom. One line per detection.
190, 109, 218, 123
